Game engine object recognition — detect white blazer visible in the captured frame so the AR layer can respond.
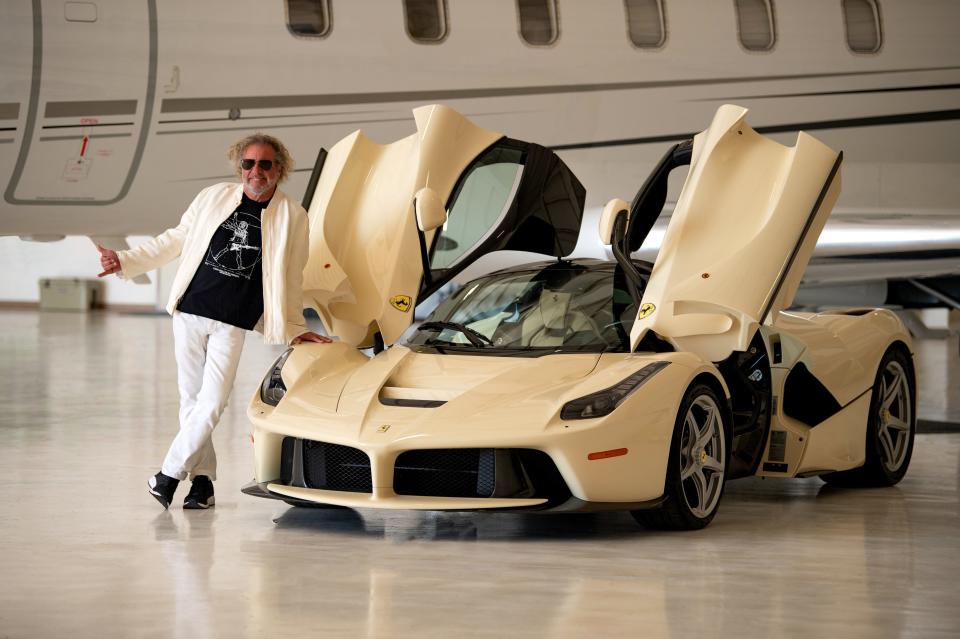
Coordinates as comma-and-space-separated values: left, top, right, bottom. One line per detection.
117, 182, 309, 345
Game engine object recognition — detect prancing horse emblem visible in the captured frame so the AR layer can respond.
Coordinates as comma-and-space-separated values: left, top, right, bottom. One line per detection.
638, 303, 656, 319
390, 295, 412, 312
377, 424, 391, 433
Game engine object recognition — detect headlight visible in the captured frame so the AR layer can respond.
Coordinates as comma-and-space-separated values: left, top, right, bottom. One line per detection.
260, 348, 293, 406
560, 361, 669, 420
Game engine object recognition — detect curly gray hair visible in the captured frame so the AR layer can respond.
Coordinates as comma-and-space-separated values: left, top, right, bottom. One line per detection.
227, 133, 293, 183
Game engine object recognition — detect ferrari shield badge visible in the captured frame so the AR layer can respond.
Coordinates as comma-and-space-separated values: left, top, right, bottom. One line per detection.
638, 303, 656, 319
390, 294, 412, 312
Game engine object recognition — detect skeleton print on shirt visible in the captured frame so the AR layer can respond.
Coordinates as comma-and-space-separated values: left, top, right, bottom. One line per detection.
204, 211, 262, 279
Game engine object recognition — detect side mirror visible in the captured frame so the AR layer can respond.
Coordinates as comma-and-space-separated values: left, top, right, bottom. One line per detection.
414, 188, 447, 232
599, 198, 629, 245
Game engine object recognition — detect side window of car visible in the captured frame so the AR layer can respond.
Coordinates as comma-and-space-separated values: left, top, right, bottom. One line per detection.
430, 145, 525, 271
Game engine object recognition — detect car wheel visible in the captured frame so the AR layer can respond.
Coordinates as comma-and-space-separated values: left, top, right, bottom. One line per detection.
632, 382, 729, 530
821, 345, 916, 487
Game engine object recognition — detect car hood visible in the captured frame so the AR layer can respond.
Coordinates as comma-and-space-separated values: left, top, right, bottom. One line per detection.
271, 346, 603, 439
631, 104, 842, 361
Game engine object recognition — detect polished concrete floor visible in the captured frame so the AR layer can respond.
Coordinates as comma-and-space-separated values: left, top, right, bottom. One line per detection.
1, 310, 958, 638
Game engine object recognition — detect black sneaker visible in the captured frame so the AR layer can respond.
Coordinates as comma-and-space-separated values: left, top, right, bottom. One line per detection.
148, 472, 180, 510
183, 475, 215, 510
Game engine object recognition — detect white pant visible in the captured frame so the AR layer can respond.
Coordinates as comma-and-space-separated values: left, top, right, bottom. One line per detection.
162, 311, 246, 481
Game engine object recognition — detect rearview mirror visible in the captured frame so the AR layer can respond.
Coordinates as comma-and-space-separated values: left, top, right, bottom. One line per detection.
414, 188, 447, 232
599, 198, 629, 245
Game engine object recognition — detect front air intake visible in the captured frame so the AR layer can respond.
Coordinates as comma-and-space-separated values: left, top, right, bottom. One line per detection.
279, 437, 372, 493
393, 448, 570, 502
394, 449, 496, 497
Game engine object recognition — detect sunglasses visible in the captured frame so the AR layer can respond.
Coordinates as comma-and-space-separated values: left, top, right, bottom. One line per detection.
240, 159, 274, 171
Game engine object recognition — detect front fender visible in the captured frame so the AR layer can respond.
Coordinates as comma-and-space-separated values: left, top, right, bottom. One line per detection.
548, 352, 729, 502
248, 341, 370, 419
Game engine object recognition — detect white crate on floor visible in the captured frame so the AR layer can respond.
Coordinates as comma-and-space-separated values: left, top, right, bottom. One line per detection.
38, 278, 101, 311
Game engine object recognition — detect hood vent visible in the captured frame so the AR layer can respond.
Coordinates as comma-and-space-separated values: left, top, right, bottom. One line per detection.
378, 385, 459, 408
380, 397, 447, 408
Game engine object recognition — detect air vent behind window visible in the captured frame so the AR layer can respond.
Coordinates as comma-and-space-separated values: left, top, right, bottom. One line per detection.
782, 363, 841, 427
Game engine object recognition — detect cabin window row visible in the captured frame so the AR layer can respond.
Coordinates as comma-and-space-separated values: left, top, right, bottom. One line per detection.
285, 0, 882, 54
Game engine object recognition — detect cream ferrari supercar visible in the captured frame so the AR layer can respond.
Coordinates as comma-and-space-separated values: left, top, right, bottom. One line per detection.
242, 104, 916, 530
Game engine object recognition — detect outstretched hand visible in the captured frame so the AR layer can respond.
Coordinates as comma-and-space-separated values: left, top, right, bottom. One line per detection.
96, 244, 121, 278
291, 332, 332, 345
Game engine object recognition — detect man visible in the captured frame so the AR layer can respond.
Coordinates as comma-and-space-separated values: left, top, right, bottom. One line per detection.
96, 133, 330, 510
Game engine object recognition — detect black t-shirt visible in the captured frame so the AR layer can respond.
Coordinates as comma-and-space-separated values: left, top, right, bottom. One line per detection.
177, 193, 270, 330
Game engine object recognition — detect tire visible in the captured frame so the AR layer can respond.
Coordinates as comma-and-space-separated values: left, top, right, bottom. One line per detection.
822, 346, 916, 487
632, 383, 729, 530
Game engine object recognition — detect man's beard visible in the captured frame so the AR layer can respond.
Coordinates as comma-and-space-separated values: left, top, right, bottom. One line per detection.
244, 175, 276, 198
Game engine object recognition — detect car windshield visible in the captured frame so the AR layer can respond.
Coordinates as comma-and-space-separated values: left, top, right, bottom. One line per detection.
402, 263, 639, 354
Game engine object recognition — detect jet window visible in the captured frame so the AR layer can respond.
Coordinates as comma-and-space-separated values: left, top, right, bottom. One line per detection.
404, 0, 449, 43
517, 0, 559, 46
842, 0, 882, 53
734, 0, 776, 51
624, 0, 666, 48
286, 0, 331, 38
431, 148, 525, 271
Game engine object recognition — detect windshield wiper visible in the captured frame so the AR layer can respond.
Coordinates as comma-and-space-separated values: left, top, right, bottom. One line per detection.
416, 321, 493, 348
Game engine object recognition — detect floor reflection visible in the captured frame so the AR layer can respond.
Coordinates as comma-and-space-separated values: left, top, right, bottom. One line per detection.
271, 507, 642, 542
245, 476, 925, 638
1, 310, 957, 638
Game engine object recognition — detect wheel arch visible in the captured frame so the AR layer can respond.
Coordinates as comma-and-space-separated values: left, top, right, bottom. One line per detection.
631, 366, 733, 530
879, 338, 917, 402
850, 309, 915, 385
871, 337, 917, 392
818, 335, 918, 487
885, 338, 914, 360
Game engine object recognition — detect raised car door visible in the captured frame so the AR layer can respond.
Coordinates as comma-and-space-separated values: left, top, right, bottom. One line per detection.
301, 105, 585, 348
630, 104, 843, 362
421, 136, 584, 300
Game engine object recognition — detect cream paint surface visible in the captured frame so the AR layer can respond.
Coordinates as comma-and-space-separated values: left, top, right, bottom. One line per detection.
302, 105, 502, 347
1, 309, 958, 638
631, 105, 841, 361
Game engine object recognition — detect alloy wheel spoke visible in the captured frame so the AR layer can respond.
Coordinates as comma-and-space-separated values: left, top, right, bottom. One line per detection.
691, 468, 708, 508
704, 473, 719, 504
878, 361, 911, 468
887, 417, 910, 432
685, 413, 701, 442
694, 409, 715, 451
680, 462, 696, 480
702, 454, 723, 473
680, 394, 725, 518
882, 372, 902, 410
878, 426, 897, 464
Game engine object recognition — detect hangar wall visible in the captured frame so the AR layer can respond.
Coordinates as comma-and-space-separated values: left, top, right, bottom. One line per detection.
0, 236, 169, 308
